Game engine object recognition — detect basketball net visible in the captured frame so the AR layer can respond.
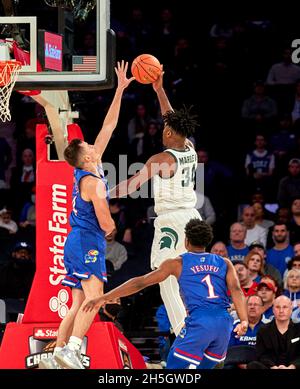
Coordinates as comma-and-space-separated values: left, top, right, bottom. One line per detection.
0, 43, 22, 122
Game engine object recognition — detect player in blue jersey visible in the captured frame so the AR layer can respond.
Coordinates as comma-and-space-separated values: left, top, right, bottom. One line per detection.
39, 61, 134, 369
83, 219, 248, 369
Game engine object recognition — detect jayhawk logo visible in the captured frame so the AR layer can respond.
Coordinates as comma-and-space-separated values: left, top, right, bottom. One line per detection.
159, 227, 179, 250
85, 249, 99, 263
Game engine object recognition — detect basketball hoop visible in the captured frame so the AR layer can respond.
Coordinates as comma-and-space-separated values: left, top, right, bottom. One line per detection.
0, 60, 22, 122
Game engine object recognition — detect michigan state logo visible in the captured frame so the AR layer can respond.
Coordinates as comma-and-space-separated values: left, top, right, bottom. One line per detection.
159, 227, 178, 250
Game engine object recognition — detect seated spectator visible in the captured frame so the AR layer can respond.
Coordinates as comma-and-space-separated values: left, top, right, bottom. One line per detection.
241, 206, 267, 247
287, 255, 300, 270
248, 242, 282, 287
257, 278, 277, 323
244, 250, 265, 283
241, 81, 277, 125
210, 241, 228, 257
19, 186, 36, 228
0, 208, 18, 235
267, 223, 294, 278
245, 134, 275, 200
232, 261, 258, 297
252, 202, 274, 230
196, 194, 216, 225
266, 48, 300, 86
227, 222, 249, 262
106, 229, 128, 271
109, 199, 132, 244
0, 136, 12, 189
277, 159, 300, 208
294, 243, 300, 257
98, 297, 124, 333
289, 197, 300, 245
283, 269, 300, 323
248, 296, 300, 369
0, 241, 35, 321
225, 295, 264, 369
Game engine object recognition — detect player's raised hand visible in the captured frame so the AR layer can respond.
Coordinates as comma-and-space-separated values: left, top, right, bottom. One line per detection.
234, 320, 248, 337
115, 60, 135, 90
82, 297, 105, 313
152, 65, 164, 93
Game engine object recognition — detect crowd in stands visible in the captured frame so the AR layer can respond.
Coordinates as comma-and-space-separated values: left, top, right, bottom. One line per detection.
1, 2, 300, 367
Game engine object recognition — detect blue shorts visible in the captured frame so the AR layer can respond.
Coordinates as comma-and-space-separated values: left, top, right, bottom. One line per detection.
167, 310, 233, 368
62, 228, 107, 289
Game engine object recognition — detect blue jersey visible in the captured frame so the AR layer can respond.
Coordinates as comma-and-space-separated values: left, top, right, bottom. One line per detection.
70, 166, 108, 235
229, 320, 262, 347
178, 252, 230, 313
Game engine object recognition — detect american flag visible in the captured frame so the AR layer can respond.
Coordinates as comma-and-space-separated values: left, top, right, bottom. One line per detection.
72, 56, 97, 72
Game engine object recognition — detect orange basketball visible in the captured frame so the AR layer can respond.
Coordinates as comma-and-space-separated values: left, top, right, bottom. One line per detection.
131, 54, 161, 84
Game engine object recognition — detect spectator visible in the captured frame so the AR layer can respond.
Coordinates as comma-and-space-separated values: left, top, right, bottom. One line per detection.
233, 261, 258, 297
241, 206, 267, 247
127, 103, 154, 145
289, 197, 300, 245
283, 269, 300, 323
257, 279, 277, 323
267, 223, 294, 278
266, 48, 300, 86
248, 296, 300, 369
227, 222, 249, 262
241, 81, 277, 124
0, 208, 18, 235
0, 137, 12, 189
109, 199, 132, 244
245, 134, 275, 199
294, 243, 300, 257
210, 241, 228, 257
287, 255, 300, 270
225, 295, 264, 369
252, 202, 274, 230
196, 194, 216, 225
98, 298, 124, 333
105, 229, 128, 271
244, 250, 265, 282
248, 242, 282, 287
277, 159, 300, 208
0, 241, 35, 320
19, 186, 36, 228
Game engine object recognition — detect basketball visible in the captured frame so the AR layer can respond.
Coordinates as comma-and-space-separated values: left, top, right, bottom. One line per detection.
131, 54, 162, 84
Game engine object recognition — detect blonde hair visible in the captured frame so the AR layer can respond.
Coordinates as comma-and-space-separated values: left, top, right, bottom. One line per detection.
283, 268, 300, 290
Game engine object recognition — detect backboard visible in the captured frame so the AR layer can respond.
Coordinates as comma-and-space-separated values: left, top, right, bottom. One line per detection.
0, 0, 115, 90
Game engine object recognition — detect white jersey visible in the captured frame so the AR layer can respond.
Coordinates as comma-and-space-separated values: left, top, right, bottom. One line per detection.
153, 145, 197, 215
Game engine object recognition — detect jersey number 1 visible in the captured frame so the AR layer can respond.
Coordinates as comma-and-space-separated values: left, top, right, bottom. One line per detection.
201, 274, 219, 299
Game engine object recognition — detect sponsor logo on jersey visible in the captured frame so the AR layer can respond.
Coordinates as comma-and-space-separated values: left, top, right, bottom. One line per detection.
159, 227, 179, 250
85, 249, 99, 263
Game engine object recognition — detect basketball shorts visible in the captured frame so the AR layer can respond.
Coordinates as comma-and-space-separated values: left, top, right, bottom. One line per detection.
167, 309, 233, 369
62, 228, 107, 289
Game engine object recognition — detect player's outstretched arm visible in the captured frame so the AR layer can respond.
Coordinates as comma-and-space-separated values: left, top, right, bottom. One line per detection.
94, 60, 135, 158
83, 259, 178, 312
152, 67, 173, 115
224, 258, 248, 336
110, 151, 173, 198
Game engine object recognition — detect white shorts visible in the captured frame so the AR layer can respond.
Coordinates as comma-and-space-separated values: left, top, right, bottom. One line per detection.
151, 208, 201, 269
150, 208, 201, 335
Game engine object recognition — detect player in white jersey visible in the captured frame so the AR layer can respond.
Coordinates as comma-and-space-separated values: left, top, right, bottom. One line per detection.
111, 69, 201, 335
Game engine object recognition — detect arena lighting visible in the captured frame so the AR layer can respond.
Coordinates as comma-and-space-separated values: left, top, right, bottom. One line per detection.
44, 0, 96, 21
